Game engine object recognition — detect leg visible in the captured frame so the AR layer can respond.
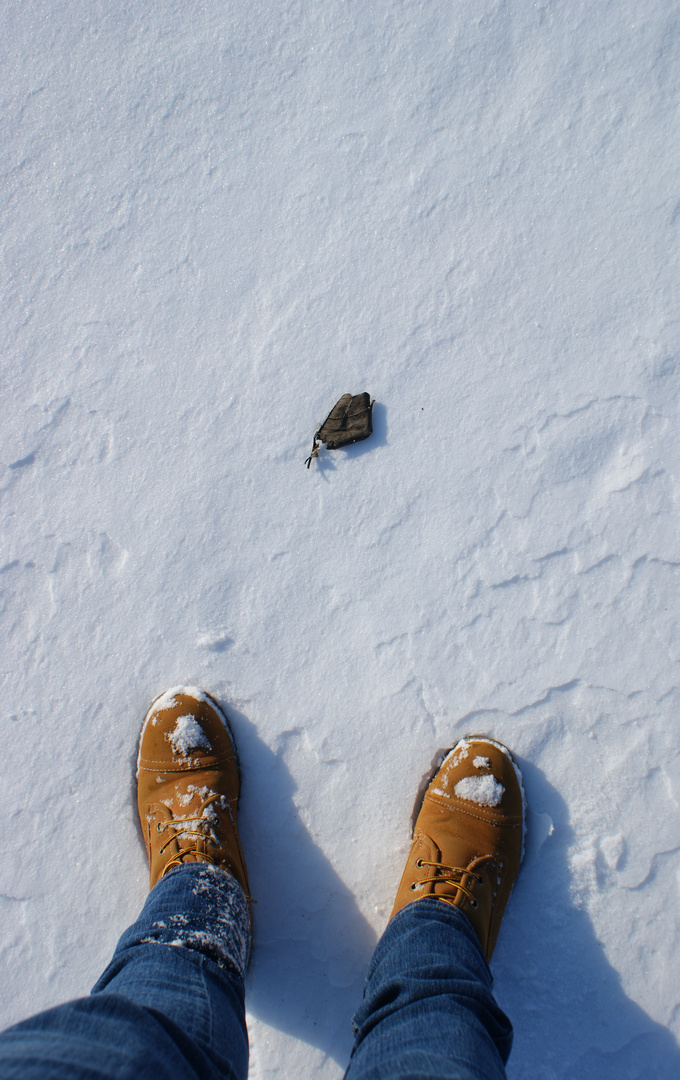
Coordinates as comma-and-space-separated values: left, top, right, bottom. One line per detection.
345, 737, 525, 1080
0, 687, 252, 1080
345, 900, 511, 1080
0, 865, 249, 1080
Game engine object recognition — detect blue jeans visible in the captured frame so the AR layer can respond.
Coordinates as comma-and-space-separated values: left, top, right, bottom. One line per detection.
0, 867, 512, 1080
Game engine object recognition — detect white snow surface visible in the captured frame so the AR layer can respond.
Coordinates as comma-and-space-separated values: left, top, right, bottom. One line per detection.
2, 2, 680, 1077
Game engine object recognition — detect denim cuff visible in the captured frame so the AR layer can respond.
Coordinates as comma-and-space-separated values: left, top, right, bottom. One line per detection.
112, 864, 251, 980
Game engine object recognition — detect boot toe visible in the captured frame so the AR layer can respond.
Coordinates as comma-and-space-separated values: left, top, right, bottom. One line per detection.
137, 686, 236, 776
427, 737, 525, 828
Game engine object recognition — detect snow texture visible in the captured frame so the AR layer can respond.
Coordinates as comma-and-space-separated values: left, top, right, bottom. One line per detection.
454, 774, 506, 807
2, 1, 680, 1077
167, 715, 212, 757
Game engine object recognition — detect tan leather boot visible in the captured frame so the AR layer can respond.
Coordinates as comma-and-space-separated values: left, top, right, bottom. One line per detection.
136, 686, 250, 906
390, 737, 525, 961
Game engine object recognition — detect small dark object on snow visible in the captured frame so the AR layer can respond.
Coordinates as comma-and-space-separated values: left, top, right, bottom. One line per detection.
306, 393, 374, 468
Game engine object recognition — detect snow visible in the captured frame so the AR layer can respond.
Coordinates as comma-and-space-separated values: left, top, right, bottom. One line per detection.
2, 1, 680, 1077
167, 715, 212, 757
454, 774, 506, 807
178, 785, 213, 807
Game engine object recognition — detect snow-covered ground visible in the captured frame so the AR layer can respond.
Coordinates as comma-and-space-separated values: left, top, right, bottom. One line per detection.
2, 1, 680, 1076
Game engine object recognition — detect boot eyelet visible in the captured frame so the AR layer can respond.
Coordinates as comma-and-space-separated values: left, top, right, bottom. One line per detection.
476, 874, 484, 886
470, 899, 479, 909
416, 859, 424, 868
410, 882, 417, 891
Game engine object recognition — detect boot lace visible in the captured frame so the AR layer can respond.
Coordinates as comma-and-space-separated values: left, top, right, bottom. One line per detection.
157, 792, 224, 879
410, 859, 484, 909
